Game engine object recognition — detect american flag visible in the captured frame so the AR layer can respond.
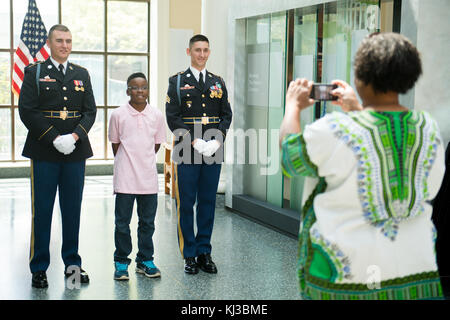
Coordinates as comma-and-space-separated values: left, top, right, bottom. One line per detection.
12, 0, 50, 97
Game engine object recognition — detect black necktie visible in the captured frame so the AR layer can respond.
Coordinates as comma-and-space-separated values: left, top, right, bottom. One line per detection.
199, 72, 204, 89
58, 64, 65, 75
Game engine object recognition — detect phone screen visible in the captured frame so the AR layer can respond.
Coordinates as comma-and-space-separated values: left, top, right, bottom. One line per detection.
310, 84, 338, 101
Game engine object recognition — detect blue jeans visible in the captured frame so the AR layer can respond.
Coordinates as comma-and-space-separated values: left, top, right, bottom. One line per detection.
114, 193, 157, 264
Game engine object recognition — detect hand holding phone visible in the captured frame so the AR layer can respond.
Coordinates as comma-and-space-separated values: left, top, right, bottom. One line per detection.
330, 80, 363, 112
285, 78, 315, 111
309, 84, 338, 101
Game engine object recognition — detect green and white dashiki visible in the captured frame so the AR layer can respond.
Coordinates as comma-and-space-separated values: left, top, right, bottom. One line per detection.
281, 110, 445, 300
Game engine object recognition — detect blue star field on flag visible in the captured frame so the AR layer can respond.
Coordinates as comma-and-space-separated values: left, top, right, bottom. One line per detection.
20, 0, 48, 57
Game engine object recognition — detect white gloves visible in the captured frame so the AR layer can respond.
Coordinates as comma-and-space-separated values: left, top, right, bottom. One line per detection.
193, 139, 221, 157
193, 139, 208, 154
203, 140, 221, 157
203, 140, 220, 157
53, 134, 76, 155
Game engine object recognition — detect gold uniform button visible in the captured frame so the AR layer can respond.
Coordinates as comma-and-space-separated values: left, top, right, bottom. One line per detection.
64, 97, 68, 101
202, 94, 205, 98
202, 103, 206, 107
187, 94, 190, 97
63, 87, 67, 91
203, 113, 206, 116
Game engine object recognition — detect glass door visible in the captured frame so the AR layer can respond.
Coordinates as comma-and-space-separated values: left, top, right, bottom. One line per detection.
266, 11, 287, 207
322, 0, 380, 115
241, 0, 381, 212
284, 7, 318, 211
243, 15, 270, 202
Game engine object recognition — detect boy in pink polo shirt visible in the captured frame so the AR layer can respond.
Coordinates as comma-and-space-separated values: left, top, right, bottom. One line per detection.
108, 72, 166, 280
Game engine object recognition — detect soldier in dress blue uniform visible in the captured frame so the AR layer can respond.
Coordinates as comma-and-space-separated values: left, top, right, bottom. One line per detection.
166, 34, 232, 274
18, 24, 96, 288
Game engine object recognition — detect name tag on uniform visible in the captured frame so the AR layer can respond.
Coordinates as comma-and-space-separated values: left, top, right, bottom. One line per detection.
39, 76, 56, 82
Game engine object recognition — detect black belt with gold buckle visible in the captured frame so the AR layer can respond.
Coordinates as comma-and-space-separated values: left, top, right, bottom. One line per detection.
182, 116, 220, 125
43, 110, 81, 120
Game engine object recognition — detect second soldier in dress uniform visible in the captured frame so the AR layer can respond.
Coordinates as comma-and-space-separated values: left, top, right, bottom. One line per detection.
166, 34, 232, 274
19, 24, 96, 288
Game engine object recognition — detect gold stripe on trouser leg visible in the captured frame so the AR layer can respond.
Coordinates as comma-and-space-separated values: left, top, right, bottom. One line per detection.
174, 163, 184, 258
29, 160, 35, 263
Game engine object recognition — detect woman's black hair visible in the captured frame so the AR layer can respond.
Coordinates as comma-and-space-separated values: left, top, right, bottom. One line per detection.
354, 32, 422, 94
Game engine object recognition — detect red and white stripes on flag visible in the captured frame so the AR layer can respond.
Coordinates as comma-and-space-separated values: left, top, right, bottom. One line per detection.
12, 0, 50, 97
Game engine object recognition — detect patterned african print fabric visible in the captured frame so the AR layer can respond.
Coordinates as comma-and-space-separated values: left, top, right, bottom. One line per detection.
281, 110, 445, 300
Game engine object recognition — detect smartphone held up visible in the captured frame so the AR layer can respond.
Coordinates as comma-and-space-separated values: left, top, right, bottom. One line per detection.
310, 84, 338, 101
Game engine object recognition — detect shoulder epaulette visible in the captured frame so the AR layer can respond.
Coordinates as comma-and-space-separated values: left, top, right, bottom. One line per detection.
27, 61, 44, 68
210, 71, 225, 81
170, 70, 184, 78
207, 71, 221, 78
208, 71, 225, 84
70, 62, 87, 70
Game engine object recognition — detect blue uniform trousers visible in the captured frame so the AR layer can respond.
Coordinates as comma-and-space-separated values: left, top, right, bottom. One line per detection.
29, 160, 85, 273
175, 163, 221, 259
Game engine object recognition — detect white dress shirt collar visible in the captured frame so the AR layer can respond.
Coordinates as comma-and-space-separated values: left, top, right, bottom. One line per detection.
50, 57, 68, 74
189, 66, 206, 83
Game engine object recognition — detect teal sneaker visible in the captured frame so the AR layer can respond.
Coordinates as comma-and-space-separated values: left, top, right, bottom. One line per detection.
114, 262, 129, 281
136, 260, 161, 278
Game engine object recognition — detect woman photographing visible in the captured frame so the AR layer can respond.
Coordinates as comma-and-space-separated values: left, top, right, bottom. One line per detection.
280, 32, 445, 300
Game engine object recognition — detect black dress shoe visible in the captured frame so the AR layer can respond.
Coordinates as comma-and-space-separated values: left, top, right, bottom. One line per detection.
32, 271, 48, 288
184, 257, 199, 274
197, 253, 217, 274
64, 267, 90, 284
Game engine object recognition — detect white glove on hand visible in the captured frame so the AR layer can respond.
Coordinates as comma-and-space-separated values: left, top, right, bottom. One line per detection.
202, 140, 221, 157
53, 134, 76, 155
193, 139, 208, 154
62, 143, 76, 155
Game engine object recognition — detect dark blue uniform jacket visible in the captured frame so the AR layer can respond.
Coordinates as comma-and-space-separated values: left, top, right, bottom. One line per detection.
165, 68, 232, 163
19, 58, 97, 162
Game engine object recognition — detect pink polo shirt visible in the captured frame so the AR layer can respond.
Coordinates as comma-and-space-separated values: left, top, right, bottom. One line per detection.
108, 103, 166, 194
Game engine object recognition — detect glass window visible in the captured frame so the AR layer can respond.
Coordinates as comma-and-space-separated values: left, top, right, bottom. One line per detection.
89, 108, 105, 159
107, 55, 148, 106
0, 108, 11, 160
14, 108, 27, 161
322, 0, 380, 113
70, 54, 105, 106
243, 15, 270, 202
2, 0, 150, 162
107, 1, 148, 52
62, 0, 104, 51
266, 11, 287, 208
106, 108, 116, 159
285, 7, 318, 211
243, 12, 293, 206
238, 1, 388, 213
293, 7, 317, 129
0, 1, 10, 48
0, 53, 10, 105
